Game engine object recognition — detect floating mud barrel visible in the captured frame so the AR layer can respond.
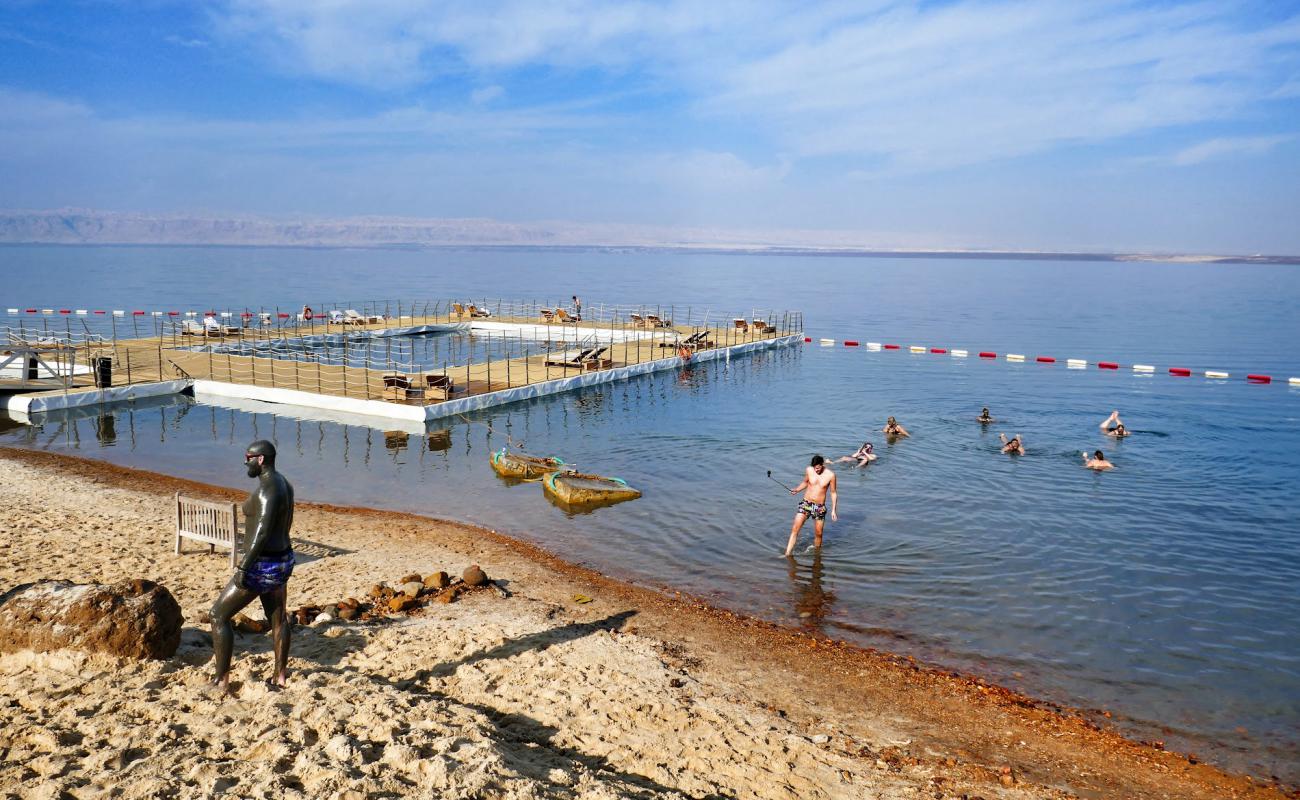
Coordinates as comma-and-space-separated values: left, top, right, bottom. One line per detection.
542, 470, 641, 506
490, 448, 566, 480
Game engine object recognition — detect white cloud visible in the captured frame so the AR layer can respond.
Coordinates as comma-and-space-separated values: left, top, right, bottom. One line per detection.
470, 85, 503, 105
1171, 135, 1292, 166
207, 1, 1300, 173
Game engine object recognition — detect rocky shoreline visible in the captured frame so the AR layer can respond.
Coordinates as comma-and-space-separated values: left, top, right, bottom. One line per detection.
0, 446, 1292, 799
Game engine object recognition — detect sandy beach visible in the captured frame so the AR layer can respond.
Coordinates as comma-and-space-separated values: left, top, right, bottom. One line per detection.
0, 446, 1290, 800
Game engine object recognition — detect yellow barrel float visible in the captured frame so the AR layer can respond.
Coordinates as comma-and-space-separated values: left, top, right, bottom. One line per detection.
490, 448, 566, 480
543, 470, 641, 506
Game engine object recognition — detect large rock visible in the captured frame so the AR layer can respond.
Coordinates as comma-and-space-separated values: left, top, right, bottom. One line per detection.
0, 579, 183, 660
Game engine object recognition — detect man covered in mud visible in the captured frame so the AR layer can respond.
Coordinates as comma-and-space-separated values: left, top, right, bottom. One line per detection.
210, 439, 295, 692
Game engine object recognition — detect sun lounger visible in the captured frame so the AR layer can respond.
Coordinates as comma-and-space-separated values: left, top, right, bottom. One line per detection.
204, 317, 240, 336
540, 308, 556, 323
659, 330, 714, 349
180, 319, 205, 336
344, 309, 383, 325
424, 373, 455, 400
466, 304, 491, 318
326, 309, 347, 325
545, 346, 612, 371
629, 313, 645, 327
733, 318, 749, 331
645, 314, 673, 328
752, 318, 776, 333
554, 308, 577, 323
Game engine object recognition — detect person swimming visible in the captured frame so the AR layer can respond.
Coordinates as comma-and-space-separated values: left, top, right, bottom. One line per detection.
999, 433, 1025, 454
978, 407, 994, 424
1082, 449, 1114, 470
837, 441, 877, 466
1101, 410, 1130, 438
882, 416, 910, 438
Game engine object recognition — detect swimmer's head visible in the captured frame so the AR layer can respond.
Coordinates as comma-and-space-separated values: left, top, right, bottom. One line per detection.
981, 407, 989, 414
810, 454, 825, 471
1115, 424, 1126, 434
1094, 450, 1104, 460
886, 416, 896, 425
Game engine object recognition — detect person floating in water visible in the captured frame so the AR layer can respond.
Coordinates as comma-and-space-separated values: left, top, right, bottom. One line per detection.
1082, 449, 1114, 470
882, 416, 910, 438
784, 455, 838, 557
837, 441, 877, 466
210, 440, 295, 693
999, 433, 1025, 454
1100, 410, 1130, 437
978, 407, 994, 424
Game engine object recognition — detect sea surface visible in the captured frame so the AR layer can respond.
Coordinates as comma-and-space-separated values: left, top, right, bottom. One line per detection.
2, 245, 1298, 781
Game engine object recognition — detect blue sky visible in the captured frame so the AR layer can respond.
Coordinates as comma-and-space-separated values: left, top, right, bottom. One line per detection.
1, 1, 1298, 252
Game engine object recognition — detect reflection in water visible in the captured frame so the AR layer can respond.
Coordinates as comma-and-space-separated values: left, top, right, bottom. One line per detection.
787, 551, 835, 631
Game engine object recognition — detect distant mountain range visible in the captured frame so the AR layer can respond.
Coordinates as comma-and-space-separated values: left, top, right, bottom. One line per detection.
0, 209, 1294, 264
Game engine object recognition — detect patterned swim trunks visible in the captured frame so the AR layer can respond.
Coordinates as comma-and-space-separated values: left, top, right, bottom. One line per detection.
241, 550, 296, 594
797, 500, 827, 521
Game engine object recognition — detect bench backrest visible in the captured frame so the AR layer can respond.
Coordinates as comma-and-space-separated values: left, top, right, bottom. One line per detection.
175, 492, 241, 567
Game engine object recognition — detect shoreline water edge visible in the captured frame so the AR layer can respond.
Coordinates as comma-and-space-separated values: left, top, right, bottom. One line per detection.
0, 445, 1293, 799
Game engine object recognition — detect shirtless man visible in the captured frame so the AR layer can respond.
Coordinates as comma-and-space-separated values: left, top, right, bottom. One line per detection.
1082, 449, 1114, 470
784, 455, 838, 556
999, 433, 1025, 454
882, 416, 910, 438
1100, 410, 1130, 438
978, 407, 994, 424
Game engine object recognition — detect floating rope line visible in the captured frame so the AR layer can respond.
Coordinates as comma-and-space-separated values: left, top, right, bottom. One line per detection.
804, 337, 1299, 386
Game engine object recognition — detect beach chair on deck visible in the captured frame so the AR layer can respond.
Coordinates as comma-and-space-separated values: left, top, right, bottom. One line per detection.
325, 309, 347, 326
544, 347, 595, 368
204, 317, 240, 337
581, 346, 612, 370
180, 319, 205, 337
466, 304, 491, 318
381, 374, 425, 404
540, 308, 556, 323
345, 309, 383, 325
554, 309, 577, 324
424, 373, 455, 400
629, 313, 645, 327
733, 318, 750, 332
646, 314, 672, 328
452, 303, 466, 320
752, 318, 776, 334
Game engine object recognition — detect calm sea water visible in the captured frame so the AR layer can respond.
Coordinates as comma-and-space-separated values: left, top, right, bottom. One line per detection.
2, 245, 1298, 780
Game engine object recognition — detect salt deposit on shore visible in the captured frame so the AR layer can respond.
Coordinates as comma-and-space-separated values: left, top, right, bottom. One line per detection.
0, 448, 1287, 799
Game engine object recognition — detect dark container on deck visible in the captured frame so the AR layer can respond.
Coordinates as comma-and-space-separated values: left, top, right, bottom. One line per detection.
93, 356, 113, 388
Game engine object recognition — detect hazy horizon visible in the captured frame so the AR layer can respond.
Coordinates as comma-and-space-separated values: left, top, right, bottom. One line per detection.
2, 2, 1298, 254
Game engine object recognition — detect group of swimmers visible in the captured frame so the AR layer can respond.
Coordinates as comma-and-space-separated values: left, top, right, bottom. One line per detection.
782, 408, 1133, 555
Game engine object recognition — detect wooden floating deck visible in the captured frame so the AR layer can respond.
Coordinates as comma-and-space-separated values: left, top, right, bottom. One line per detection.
4, 311, 800, 422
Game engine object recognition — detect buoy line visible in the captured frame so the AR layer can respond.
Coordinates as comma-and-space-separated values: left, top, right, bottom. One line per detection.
803, 337, 1299, 387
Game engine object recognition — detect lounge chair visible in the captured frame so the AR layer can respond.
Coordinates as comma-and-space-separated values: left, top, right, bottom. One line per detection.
326, 310, 347, 326
202, 317, 239, 336
424, 373, 455, 400
659, 330, 714, 349
554, 308, 577, 324
452, 303, 466, 319
344, 309, 383, 325
733, 318, 749, 332
466, 304, 491, 318
381, 375, 425, 403
180, 319, 205, 336
645, 314, 673, 328
629, 313, 645, 327
540, 308, 556, 323
545, 346, 611, 371
752, 318, 776, 334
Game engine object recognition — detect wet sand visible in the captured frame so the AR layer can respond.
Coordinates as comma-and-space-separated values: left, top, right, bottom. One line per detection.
0, 446, 1291, 799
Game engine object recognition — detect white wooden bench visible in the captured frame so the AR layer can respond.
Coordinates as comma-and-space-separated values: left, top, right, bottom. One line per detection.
175, 493, 241, 567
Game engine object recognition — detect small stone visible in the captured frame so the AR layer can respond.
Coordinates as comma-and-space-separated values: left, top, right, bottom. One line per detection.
341, 598, 360, 609
423, 572, 450, 589
811, 734, 830, 745
367, 584, 387, 599
312, 612, 334, 626
338, 606, 359, 621
399, 573, 422, 585
389, 595, 419, 613
233, 615, 269, 634
400, 581, 424, 598
462, 565, 489, 587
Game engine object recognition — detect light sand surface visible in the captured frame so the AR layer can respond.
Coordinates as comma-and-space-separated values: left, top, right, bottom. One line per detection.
0, 448, 1289, 800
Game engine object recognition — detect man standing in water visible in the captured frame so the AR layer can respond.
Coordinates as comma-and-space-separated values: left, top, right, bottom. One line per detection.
210, 440, 295, 693
784, 455, 838, 556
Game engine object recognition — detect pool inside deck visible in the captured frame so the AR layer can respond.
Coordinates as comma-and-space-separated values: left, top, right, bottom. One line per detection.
4, 310, 802, 420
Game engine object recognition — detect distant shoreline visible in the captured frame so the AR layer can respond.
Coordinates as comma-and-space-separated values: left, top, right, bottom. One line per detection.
1, 210, 1296, 265
2, 240, 1297, 265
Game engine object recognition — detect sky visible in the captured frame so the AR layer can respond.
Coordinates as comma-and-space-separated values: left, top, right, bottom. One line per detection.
1, 0, 1298, 253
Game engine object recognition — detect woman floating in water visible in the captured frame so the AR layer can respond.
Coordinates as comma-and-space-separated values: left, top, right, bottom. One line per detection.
1100, 410, 1130, 437
999, 433, 1025, 455
837, 441, 877, 466
882, 416, 910, 438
